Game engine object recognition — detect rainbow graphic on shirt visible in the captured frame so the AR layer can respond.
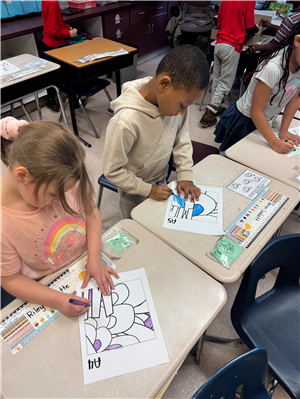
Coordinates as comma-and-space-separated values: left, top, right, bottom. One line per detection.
276, 79, 300, 100
43, 217, 86, 265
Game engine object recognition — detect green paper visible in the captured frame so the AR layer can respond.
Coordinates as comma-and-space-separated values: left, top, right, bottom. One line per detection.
106, 232, 134, 254
212, 236, 243, 267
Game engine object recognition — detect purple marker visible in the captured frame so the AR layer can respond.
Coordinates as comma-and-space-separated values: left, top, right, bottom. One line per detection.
69, 298, 90, 307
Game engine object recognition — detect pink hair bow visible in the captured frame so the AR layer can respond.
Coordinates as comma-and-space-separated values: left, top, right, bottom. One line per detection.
0, 117, 28, 140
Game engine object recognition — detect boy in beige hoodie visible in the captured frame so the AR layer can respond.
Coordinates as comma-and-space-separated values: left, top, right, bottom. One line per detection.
103, 45, 209, 219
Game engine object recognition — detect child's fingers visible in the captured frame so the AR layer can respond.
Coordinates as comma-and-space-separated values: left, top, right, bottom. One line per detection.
109, 268, 120, 279
183, 188, 189, 201
81, 272, 91, 288
96, 275, 111, 296
176, 184, 182, 196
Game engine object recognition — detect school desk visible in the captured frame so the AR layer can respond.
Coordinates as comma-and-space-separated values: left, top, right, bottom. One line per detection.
1, 219, 226, 399
46, 38, 138, 147
225, 116, 300, 191
131, 155, 299, 284
1, 54, 68, 126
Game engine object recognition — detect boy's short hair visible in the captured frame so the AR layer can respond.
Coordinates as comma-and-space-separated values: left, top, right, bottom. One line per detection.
156, 45, 209, 91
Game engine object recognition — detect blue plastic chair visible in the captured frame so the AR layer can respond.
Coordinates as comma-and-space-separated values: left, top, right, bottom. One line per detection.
231, 234, 300, 399
191, 346, 271, 399
96, 141, 219, 209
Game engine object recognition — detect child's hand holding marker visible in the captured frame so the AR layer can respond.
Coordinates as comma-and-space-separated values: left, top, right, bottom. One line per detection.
149, 182, 173, 200
56, 295, 90, 317
285, 139, 296, 151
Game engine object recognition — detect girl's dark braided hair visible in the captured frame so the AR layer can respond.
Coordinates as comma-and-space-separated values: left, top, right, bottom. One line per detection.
249, 22, 300, 106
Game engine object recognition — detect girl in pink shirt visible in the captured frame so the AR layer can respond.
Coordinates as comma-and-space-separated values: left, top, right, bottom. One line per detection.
1, 118, 118, 315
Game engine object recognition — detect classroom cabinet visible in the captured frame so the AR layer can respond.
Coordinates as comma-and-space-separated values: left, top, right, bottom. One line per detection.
167, 1, 179, 20
130, 2, 168, 57
102, 8, 131, 44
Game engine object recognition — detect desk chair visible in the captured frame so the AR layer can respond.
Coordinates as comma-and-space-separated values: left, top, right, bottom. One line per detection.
231, 234, 300, 399
173, 1, 214, 56
58, 79, 113, 139
191, 346, 271, 399
97, 141, 219, 209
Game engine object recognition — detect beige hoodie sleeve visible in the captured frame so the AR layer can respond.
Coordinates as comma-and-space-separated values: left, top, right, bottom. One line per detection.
172, 110, 194, 183
103, 119, 152, 197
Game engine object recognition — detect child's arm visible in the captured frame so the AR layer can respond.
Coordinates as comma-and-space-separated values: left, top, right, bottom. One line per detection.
173, 111, 200, 201
47, 2, 72, 39
81, 201, 119, 295
1, 272, 90, 317
251, 80, 294, 153
279, 87, 300, 146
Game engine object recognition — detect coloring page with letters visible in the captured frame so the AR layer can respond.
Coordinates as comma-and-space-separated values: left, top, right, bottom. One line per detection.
163, 182, 223, 235
77, 268, 169, 384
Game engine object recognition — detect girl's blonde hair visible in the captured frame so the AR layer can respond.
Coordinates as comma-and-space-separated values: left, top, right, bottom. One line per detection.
2, 121, 94, 216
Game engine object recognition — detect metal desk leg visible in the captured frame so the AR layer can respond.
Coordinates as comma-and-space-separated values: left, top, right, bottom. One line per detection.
115, 70, 122, 97
20, 100, 33, 122
65, 77, 91, 148
205, 334, 243, 347
51, 85, 68, 127
35, 94, 42, 120
191, 331, 206, 365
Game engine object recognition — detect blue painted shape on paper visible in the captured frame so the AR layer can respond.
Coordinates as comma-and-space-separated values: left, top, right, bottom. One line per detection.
192, 204, 204, 217
173, 195, 185, 208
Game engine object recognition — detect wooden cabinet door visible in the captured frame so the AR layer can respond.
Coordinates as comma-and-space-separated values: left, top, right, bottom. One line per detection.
148, 13, 167, 53
131, 18, 153, 57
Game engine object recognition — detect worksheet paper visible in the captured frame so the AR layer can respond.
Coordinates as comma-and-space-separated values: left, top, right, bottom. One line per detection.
256, 125, 300, 157
227, 170, 271, 200
163, 183, 223, 235
0, 60, 21, 76
77, 268, 169, 384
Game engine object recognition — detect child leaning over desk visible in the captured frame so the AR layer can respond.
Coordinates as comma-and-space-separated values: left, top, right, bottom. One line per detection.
0, 118, 118, 315
103, 45, 209, 219
214, 23, 300, 153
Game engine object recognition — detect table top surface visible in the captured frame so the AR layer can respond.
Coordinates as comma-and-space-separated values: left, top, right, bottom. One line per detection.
131, 155, 299, 283
1, 219, 226, 399
0, 53, 60, 89
225, 117, 300, 191
45, 37, 137, 69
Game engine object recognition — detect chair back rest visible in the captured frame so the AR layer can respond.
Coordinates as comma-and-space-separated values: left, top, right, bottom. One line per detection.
179, 1, 211, 6
233, 234, 300, 318
252, 234, 300, 289
191, 347, 271, 399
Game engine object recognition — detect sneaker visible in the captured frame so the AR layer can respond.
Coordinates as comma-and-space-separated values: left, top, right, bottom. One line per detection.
207, 104, 226, 117
46, 98, 60, 112
200, 107, 218, 128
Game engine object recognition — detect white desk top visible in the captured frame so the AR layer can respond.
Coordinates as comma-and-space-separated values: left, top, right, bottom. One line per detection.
1, 219, 226, 399
131, 155, 299, 283
225, 116, 300, 191
0, 54, 60, 89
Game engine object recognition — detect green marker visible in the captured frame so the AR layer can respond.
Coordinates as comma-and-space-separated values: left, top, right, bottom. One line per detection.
285, 139, 296, 151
